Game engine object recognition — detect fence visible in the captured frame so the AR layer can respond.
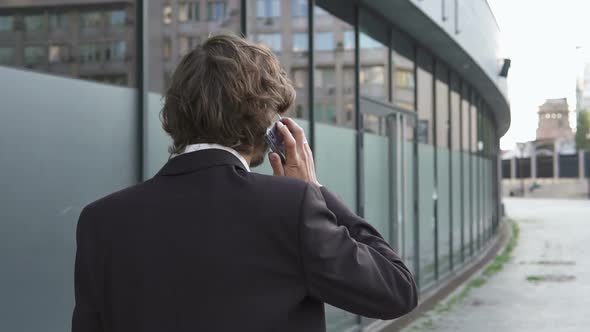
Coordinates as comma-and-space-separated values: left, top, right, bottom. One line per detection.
502, 151, 589, 179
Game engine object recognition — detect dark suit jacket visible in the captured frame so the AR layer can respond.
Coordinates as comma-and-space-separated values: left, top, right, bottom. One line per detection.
73, 149, 418, 332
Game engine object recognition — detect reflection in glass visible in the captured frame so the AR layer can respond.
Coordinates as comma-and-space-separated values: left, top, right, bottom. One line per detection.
48, 45, 69, 64
246, 0, 309, 120
359, 33, 382, 49
435, 62, 451, 276
395, 70, 414, 89
80, 12, 102, 29
0, 15, 13, 31
392, 31, 415, 111
357, 25, 390, 144
450, 74, 463, 262
292, 32, 308, 52
471, 98, 478, 153
106, 41, 126, 61
0, 47, 15, 65
80, 44, 99, 63
257, 33, 282, 52
462, 85, 471, 152
163, 4, 173, 24
450, 75, 461, 151
435, 63, 449, 147
207, 1, 227, 21
315, 31, 334, 51
360, 65, 386, 100
49, 12, 69, 31
25, 14, 45, 31
162, 37, 172, 60
0, 2, 137, 86
109, 10, 126, 26
177, 36, 187, 56
24, 46, 46, 65
256, 0, 280, 17
417, 50, 433, 144
315, 67, 336, 88
313, 3, 358, 330
358, 9, 395, 321
313, 7, 354, 128
342, 30, 354, 50
178, 2, 199, 22
150, 0, 241, 93
416, 48, 436, 287
291, 0, 308, 17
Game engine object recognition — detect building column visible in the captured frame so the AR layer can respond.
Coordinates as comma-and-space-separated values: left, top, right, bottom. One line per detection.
553, 141, 559, 179
580, 150, 586, 179
510, 156, 516, 179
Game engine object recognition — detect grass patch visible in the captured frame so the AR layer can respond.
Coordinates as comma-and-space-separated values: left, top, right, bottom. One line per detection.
526, 275, 543, 282
525, 274, 576, 283
404, 220, 521, 331
432, 219, 520, 315
482, 220, 519, 277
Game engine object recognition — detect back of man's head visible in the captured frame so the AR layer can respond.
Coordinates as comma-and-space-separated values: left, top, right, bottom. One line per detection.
161, 34, 295, 157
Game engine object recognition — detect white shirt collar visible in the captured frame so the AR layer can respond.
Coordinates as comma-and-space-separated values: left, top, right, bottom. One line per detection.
178, 143, 250, 172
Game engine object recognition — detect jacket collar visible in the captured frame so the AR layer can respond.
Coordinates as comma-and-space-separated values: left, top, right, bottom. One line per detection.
180, 143, 250, 171
156, 149, 248, 176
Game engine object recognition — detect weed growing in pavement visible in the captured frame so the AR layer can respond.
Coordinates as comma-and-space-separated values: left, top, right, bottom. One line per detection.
406, 220, 520, 331
434, 220, 519, 314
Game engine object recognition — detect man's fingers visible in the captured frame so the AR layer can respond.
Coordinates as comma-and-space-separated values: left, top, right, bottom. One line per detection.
277, 121, 298, 162
281, 118, 307, 150
269, 152, 285, 176
281, 117, 311, 167
304, 142, 314, 167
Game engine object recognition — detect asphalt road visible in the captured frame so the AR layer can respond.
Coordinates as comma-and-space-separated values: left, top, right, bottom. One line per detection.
403, 198, 590, 332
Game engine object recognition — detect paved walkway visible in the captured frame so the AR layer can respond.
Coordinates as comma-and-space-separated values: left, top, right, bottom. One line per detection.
404, 198, 590, 332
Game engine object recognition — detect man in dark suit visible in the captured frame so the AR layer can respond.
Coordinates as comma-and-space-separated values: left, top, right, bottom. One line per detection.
73, 34, 417, 332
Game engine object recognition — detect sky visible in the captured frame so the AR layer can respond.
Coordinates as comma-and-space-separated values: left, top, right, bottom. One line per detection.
487, 0, 590, 150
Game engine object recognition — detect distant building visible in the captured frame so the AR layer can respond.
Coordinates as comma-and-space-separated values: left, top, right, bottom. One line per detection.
502, 98, 576, 159
501, 98, 587, 194
536, 98, 574, 142
0, 0, 136, 86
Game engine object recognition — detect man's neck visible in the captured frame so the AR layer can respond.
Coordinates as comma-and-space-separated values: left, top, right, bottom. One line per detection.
241, 153, 252, 167
180, 143, 252, 171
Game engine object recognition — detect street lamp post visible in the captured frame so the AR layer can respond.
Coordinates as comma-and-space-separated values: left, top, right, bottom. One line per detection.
516, 142, 526, 197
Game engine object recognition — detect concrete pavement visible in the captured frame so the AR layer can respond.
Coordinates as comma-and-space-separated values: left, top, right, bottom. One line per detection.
403, 198, 590, 332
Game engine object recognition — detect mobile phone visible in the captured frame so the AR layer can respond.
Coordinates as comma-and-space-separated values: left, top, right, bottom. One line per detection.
265, 115, 286, 164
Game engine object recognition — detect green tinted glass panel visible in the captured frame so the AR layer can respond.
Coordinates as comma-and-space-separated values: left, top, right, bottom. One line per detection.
462, 153, 471, 258
418, 143, 435, 287
315, 122, 358, 332
364, 132, 390, 241
404, 138, 416, 273
437, 147, 451, 276
451, 151, 462, 261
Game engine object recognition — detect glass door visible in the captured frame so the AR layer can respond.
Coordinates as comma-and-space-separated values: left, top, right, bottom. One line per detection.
360, 96, 416, 329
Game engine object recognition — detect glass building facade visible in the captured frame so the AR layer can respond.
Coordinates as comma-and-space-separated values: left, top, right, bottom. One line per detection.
0, 0, 509, 331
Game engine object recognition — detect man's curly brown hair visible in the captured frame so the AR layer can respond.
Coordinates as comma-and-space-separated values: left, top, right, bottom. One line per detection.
161, 33, 296, 155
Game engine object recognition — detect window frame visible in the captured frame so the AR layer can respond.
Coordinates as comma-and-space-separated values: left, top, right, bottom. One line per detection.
0, 15, 14, 32
256, 32, 282, 52
207, 1, 227, 21
314, 31, 334, 51
256, 0, 280, 18
24, 45, 47, 65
